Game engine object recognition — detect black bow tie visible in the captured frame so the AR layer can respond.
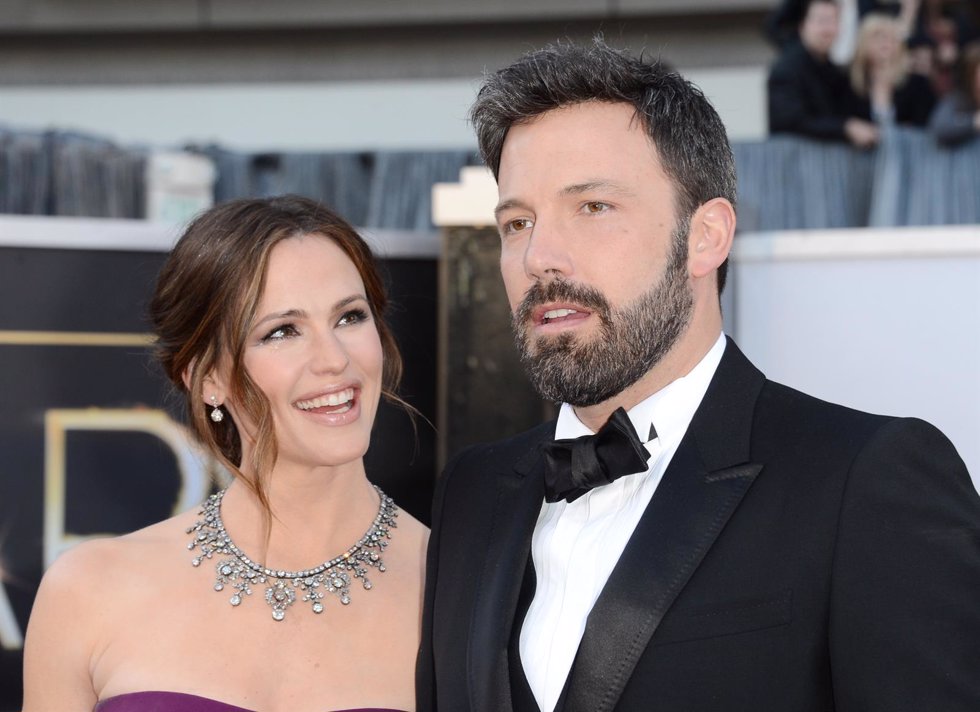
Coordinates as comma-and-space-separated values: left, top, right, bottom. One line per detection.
542, 407, 653, 504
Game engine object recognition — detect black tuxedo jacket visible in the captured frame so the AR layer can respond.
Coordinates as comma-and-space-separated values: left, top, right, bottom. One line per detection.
417, 339, 980, 712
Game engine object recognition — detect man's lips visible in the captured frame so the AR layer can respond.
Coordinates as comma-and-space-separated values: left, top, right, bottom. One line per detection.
532, 304, 592, 327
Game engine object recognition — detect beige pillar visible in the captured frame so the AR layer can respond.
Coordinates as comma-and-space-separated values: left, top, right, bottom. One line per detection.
432, 168, 553, 469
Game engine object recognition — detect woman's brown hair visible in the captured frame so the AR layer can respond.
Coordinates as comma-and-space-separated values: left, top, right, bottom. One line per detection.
148, 195, 403, 516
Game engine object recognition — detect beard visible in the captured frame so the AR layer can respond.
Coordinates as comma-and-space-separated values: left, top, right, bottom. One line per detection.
512, 223, 694, 407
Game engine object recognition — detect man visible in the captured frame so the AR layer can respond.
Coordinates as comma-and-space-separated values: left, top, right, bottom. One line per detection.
768, 0, 880, 147
417, 39, 980, 712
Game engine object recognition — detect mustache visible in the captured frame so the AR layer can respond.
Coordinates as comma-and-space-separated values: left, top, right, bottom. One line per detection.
513, 279, 611, 327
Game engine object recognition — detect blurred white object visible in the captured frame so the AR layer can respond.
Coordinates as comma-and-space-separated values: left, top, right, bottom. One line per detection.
831, 0, 859, 65
145, 151, 215, 224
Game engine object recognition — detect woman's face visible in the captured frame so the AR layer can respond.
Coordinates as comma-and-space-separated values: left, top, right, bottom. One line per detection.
225, 233, 384, 472
866, 24, 900, 67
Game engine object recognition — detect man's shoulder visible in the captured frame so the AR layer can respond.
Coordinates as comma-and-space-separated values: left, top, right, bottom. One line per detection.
759, 377, 892, 431
447, 419, 556, 474
715, 338, 886, 432
721, 341, 962, 469
769, 41, 811, 75
433, 420, 555, 511
752, 377, 948, 462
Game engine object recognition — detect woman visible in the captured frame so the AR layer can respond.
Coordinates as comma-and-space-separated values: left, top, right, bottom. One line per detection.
850, 12, 937, 126
22, 196, 428, 712
930, 41, 980, 145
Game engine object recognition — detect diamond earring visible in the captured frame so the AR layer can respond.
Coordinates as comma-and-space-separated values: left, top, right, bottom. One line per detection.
209, 395, 224, 423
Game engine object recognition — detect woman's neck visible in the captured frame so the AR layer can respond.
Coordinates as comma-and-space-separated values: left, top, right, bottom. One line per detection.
218, 461, 382, 571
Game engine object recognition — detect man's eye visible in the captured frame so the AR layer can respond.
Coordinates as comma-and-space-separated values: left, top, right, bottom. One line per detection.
503, 217, 533, 235
584, 201, 609, 214
338, 308, 369, 326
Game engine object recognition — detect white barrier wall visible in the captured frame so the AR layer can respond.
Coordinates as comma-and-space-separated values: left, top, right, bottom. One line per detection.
731, 226, 980, 492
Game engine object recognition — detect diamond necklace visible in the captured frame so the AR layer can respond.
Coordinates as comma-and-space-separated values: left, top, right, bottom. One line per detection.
187, 486, 397, 621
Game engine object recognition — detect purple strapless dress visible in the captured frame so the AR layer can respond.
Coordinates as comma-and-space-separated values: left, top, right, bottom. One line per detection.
94, 691, 408, 712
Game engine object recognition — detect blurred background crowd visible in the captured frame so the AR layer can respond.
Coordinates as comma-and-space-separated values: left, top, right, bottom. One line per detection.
766, 0, 980, 147
0, 0, 978, 229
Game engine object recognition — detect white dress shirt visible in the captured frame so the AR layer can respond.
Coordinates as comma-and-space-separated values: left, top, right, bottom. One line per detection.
519, 333, 727, 712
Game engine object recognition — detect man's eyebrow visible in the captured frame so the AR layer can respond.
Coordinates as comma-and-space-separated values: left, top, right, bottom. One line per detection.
494, 199, 531, 219
494, 181, 635, 218
560, 180, 635, 197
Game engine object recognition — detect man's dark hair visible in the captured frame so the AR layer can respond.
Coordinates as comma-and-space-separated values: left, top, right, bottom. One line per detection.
470, 38, 736, 294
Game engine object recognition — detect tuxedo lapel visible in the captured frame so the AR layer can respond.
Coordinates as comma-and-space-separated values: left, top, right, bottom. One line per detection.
564, 339, 766, 712
563, 453, 762, 712
468, 433, 550, 712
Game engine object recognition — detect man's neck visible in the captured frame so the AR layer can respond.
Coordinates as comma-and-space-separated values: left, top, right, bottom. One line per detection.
572, 327, 723, 432
803, 42, 830, 63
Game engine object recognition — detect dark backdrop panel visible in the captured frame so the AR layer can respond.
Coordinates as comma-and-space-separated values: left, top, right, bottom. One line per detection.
0, 244, 436, 711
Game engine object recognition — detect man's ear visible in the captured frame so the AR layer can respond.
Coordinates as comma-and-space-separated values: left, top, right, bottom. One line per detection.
688, 197, 736, 280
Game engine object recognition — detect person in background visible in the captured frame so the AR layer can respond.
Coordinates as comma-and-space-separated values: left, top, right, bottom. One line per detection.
922, 0, 980, 48
930, 41, 980, 144
906, 30, 937, 79
850, 13, 937, 126
927, 14, 962, 95
768, 0, 880, 147
767, 0, 923, 60
22, 196, 427, 712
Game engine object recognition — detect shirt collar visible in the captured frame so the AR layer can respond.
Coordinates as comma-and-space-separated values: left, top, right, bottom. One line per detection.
554, 332, 727, 449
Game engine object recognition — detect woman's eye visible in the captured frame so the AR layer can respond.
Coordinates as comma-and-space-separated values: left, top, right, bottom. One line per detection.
261, 324, 298, 342
338, 308, 369, 327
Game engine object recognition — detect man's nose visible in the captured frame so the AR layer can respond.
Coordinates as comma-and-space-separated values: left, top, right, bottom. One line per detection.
523, 218, 573, 282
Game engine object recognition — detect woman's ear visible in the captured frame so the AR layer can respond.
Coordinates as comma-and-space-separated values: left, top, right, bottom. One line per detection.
688, 197, 736, 280
182, 360, 228, 408
180, 362, 195, 394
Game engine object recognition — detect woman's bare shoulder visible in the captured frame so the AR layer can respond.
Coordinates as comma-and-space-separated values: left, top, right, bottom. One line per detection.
41, 508, 200, 592
23, 509, 202, 711
27, 509, 203, 664
394, 505, 429, 549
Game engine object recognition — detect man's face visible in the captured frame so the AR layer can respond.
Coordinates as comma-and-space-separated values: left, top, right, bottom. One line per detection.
800, 1, 840, 58
495, 101, 694, 407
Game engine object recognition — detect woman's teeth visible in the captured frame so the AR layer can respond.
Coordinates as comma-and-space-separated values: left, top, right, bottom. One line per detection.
295, 388, 354, 410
